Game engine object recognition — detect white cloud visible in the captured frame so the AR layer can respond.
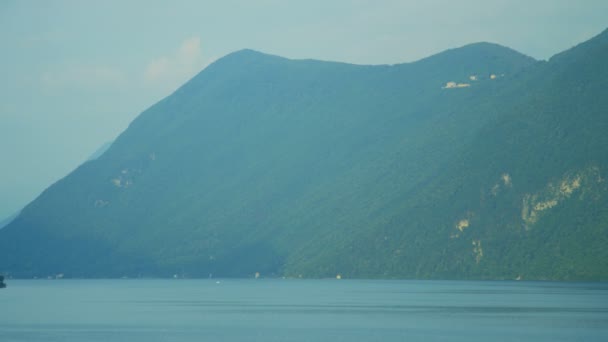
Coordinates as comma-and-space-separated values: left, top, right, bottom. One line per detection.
41, 65, 126, 88
144, 37, 213, 88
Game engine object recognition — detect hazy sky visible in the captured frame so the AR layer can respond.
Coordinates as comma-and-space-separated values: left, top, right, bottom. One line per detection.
0, 1, 607, 219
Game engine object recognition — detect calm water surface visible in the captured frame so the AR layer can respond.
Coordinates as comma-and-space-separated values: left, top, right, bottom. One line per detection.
1, 279, 607, 341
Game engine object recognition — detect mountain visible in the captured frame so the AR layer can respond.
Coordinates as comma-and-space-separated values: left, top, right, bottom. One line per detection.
1, 30, 606, 280
0, 142, 113, 231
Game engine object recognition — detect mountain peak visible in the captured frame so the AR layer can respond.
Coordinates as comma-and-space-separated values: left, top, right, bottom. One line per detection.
419, 41, 535, 64
225, 48, 269, 58
457, 41, 515, 51
404, 41, 536, 81
215, 48, 287, 65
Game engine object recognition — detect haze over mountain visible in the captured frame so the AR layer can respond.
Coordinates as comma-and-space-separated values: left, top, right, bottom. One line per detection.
0, 141, 114, 231
1, 29, 607, 280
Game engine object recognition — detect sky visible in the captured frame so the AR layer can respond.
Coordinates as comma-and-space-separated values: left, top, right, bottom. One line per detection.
0, 0, 607, 219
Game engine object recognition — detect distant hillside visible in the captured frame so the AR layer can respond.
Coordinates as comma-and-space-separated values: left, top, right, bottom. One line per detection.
0, 141, 114, 230
1, 29, 606, 280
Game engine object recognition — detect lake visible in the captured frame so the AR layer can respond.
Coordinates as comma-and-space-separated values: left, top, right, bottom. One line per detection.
1, 279, 607, 341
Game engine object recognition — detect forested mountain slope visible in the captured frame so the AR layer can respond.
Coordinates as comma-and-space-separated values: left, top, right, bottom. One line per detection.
1, 30, 606, 280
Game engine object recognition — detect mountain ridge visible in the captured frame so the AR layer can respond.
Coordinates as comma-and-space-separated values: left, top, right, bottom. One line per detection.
1, 30, 606, 280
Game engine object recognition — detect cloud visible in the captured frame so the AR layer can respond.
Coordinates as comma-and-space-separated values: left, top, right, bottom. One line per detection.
144, 37, 213, 88
41, 65, 126, 88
